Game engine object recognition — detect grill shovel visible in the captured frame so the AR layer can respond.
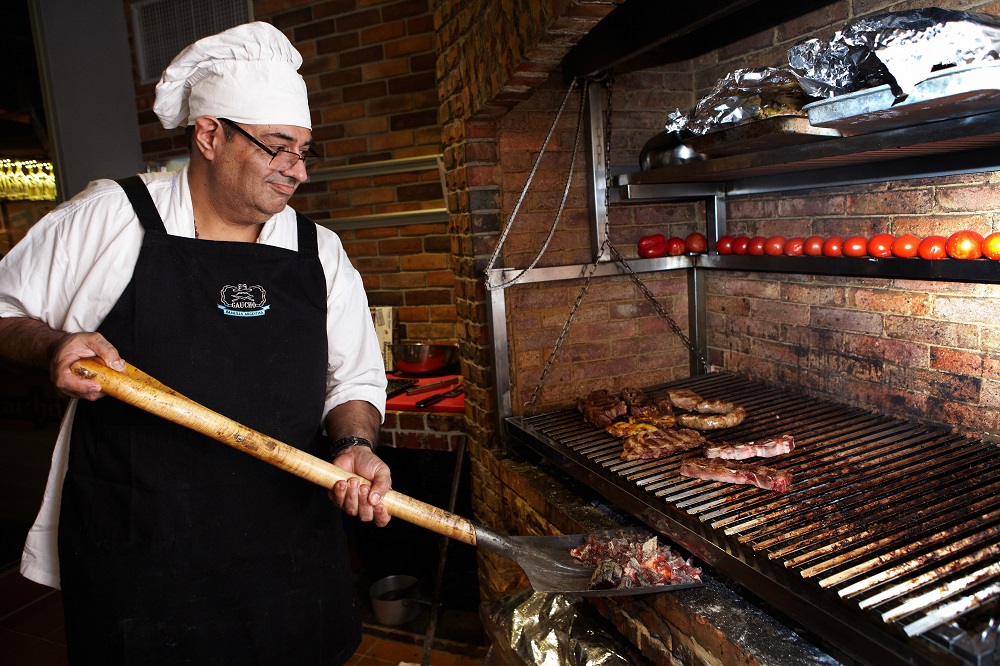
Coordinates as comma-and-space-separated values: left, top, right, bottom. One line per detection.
71, 359, 691, 596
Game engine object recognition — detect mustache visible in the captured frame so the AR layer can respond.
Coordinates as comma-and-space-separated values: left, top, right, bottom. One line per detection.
266, 175, 299, 188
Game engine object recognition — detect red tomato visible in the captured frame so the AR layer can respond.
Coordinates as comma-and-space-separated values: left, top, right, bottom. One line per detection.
665, 237, 687, 256
764, 236, 786, 256
732, 236, 750, 255
946, 230, 984, 260
716, 235, 735, 255
784, 237, 804, 256
982, 233, 1000, 260
867, 233, 894, 258
918, 235, 947, 260
843, 236, 868, 257
891, 234, 920, 258
747, 236, 767, 256
822, 236, 843, 257
803, 236, 825, 257
685, 232, 707, 254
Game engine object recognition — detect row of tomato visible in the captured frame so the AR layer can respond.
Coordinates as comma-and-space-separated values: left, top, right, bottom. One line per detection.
638, 231, 1000, 260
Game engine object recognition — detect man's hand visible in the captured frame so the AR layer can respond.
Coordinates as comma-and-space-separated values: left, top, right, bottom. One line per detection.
50, 332, 126, 400
0, 317, 125, 400
328, 445, 392, 527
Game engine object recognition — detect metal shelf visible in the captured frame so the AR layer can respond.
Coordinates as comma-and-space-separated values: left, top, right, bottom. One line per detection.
616, 109, 1000, 198
697, 254, 1000, 284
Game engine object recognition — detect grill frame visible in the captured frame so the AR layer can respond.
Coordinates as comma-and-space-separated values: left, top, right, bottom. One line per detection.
505, 372, 1000, 666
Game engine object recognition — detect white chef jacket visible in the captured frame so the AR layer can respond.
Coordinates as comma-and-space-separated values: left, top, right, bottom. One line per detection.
0, 165, 387, 589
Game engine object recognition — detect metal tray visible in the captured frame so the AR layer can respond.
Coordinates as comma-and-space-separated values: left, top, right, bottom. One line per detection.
805, 61, 1000, 132
686, 115, 841, 157
517, 531, 703, 597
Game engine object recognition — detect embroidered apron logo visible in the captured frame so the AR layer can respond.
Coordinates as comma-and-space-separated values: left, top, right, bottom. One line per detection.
218, 284, 270, 317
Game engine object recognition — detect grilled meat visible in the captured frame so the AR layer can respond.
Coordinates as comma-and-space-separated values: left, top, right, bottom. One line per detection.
668, 388, 703, 411
621, 387, 672, 419
695, 399, 736, 414
679, 457, 792, 492
704, 434, 795, 460
569, 529, 702, 589
677, 406, 746, 430
621, 428, 706, 461
605, 418, 659, 439
577, 389, 628, 428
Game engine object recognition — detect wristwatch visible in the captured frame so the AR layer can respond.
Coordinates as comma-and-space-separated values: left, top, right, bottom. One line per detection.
330, 436, 374, 459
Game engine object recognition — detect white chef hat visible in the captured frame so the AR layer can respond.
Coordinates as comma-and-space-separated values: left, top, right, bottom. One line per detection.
153, 22, 311, 130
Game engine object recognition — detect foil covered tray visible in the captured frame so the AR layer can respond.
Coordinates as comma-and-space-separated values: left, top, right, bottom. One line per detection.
686, 115, 841, 157
804, 61, 1000, 132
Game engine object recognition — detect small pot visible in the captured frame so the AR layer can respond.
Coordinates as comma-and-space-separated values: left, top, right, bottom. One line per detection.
391, 343, 458, 376
369, 575, 422, 626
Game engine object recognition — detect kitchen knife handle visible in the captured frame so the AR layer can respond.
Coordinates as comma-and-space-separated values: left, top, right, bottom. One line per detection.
415, 392, 447, 408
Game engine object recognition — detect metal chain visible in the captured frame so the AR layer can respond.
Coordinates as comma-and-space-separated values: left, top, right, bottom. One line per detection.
526, 238, 609, 411
527, 75, 615, 411
606, 241, 709, 370
485, 79, 581, 291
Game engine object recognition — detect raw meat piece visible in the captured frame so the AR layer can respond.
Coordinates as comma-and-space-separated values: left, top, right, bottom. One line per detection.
620, 428, 706, 461
704, 434, 795, 460
679, 457, 792, 492
668, 388, 703, 410
677, 406, 746, 430
577, 389, 628, 428
569, 529, 702, 590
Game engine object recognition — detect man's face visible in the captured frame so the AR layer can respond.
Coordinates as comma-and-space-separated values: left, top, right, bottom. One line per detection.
215, 121, 314, 223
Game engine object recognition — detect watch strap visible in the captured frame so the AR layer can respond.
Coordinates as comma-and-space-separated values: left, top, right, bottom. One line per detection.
330, 436, 374, 459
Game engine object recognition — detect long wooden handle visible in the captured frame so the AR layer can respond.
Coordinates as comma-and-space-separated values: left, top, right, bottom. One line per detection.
71, 358, 479, 547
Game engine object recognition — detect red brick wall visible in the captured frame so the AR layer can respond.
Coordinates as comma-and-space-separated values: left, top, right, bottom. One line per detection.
126, 0, 455, 342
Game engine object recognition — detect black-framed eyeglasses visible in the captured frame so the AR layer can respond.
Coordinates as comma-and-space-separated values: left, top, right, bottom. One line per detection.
218, 117, 324, 173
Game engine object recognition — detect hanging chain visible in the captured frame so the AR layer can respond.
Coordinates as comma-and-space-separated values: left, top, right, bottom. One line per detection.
606, 241, 709, 370
485, 79, 583, 291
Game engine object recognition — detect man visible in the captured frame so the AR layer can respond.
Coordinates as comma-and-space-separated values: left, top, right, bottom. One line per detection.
0, 22, 390, 663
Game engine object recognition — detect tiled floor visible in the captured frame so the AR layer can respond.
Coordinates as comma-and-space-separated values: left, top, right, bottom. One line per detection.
0, 568, 487, 665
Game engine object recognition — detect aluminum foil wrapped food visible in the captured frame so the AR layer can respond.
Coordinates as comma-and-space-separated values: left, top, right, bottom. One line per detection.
788, 8, 1000, 98
484, 588, 634, 665
665, 67, 813, 135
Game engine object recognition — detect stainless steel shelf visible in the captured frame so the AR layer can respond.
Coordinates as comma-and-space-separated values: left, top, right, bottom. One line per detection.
697, 254, 1000, 284
616, 109, 1000, 198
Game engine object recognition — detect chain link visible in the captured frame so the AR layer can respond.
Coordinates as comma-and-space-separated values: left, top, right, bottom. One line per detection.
524, 74, 707, 410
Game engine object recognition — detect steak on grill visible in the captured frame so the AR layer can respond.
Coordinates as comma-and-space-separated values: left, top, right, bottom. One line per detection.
695, 398, 736, 414
677, 406, 747, 430
621, 387, 673, 419
668, 388, 703, 411
679, 457, 792, 491
577, 389, 628, 428
704, 434, 795, 460
621, 428, 706, 461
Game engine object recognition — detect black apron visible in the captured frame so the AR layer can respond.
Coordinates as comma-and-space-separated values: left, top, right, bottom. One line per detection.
58, 176, 361, 664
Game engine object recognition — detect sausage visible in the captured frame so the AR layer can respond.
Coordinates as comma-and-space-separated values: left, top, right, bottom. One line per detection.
677, 406, 746, 430
695, 399, 735, 414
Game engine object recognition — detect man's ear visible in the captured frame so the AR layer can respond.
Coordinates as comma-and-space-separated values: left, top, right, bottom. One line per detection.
191, 116, 223, 161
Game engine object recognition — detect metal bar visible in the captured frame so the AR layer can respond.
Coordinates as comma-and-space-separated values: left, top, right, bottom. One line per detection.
585, 82, 610, 263
308, 154, 442, 182
315, 208, 448, 231
487, 276, 512, 428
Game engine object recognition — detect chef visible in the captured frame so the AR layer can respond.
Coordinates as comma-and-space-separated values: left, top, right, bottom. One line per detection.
0, 22, 390, 663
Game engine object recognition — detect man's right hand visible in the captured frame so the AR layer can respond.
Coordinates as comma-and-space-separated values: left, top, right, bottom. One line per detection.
0, 317, 125, 401
49, 332, 126, 400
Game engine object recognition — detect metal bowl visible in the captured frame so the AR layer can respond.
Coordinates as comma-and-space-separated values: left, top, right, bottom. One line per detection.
391, 343, 459, 376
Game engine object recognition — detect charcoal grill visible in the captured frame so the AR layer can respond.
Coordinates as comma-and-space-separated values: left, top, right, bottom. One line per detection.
505, 372, 1000, 666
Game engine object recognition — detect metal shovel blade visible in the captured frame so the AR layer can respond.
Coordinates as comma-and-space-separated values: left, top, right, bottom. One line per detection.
474, 526, 702, 597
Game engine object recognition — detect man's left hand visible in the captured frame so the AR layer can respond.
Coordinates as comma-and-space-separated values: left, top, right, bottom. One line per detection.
329, 446, 391, 527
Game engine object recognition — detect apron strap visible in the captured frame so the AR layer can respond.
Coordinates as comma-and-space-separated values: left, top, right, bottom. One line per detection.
116, 175, 167, 234
295, 212, 319, 257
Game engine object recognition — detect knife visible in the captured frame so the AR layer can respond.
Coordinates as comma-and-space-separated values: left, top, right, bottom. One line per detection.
405, 377, 459, 396
415, 386, 464, 408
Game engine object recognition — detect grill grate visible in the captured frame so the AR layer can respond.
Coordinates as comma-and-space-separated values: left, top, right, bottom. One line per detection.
507, 372, 1000, 665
